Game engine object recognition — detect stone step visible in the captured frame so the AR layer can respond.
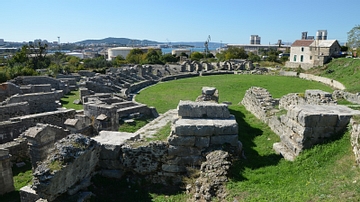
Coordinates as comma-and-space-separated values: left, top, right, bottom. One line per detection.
173, 117, 237, 136
273, 142, 296, 161
177, 100, 230, 119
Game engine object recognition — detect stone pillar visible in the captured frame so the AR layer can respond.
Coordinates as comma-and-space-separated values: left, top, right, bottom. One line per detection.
0, 148, 14, 195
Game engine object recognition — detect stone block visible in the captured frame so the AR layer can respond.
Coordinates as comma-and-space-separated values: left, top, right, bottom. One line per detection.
162, 164, 187, 173
99, 159, 123, 170
177, 100, 230, 119
174, 118, 238, 136
195, 137, 210, 148
167, 156, 205, 166
168, 145, 201, 157
20, 185, 41, 202
210, 134, 239, 146
167, 134, 195, 146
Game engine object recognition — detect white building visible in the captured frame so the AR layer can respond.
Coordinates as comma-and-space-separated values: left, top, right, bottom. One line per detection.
0, 39, 4, 46
107, 46, 161, 60
171, 49, 191, 57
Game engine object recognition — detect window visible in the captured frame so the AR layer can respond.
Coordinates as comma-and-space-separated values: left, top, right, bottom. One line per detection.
310, 47, 312, 51
294, 55, 297, 62
301, 47, 304, 52
300, 55, 304, 62
310, 56, 313, 60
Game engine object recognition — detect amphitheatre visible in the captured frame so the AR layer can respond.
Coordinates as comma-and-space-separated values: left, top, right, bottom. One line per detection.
1, 60, 360, 201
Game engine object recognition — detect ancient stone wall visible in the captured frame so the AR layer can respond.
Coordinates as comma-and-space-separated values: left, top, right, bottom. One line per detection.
31, 134, 100, 201
10, 76, 70, 94
0, 137, 29, 163
0, 109, 75, 144
350, 118, 360, 165
0, 149, 14, 195
273, 105, 359, 160
299, 73, 346, 90
241, 87, 278, 123
128, 80, 157, 94
242, 86, 360, 161
0, 102, 30, 121
6, 92, 61, 114
84, 102, 119, 132
333, 90, 360, 105
20, 84, 52, 94
0, 82, 22, 102
24, 124, 70, 170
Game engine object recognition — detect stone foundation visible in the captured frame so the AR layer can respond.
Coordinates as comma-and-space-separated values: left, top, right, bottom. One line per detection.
0, 149, 14, 195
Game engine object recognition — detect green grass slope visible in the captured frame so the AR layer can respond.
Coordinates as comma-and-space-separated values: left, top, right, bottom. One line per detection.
307, 58, 360, 93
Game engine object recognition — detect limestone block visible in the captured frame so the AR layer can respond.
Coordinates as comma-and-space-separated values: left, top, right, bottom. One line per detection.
177, 100, 230, 119
195, 137, 210, 148
273, 142, 296, 161
20, 185, 41, 202
174, 118, 238, 136
210, 134, 239, 146
162, 164, 187, 173
167, 134, 195, 146
167, 156, 205, 166
168, 145, 201, 157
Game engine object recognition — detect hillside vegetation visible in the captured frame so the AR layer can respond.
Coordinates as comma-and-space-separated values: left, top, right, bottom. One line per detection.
306, 58, 360, 93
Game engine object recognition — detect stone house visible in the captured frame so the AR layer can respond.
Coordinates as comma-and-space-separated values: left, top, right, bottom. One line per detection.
286, 39, 341, 70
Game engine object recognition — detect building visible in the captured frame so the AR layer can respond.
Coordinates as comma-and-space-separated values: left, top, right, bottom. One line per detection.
107, 46, 160, 60
250, 35, 261, 45
286, 39, 341, 69
171, 49, 191, 57
0, 39, 4, 46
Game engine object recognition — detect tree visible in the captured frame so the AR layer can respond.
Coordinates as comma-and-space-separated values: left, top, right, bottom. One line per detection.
190, 52, 204, 61
347, 25, 360, 49
222, 47, 248, 60
113, 55, 126, 66
126, 48, 144, 64
144, 49, 163, 64
248, 52, 260, 62
160, 53, 178, 63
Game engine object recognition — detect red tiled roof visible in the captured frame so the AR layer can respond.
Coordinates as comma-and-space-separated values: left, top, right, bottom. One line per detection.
291, 40, 314, 47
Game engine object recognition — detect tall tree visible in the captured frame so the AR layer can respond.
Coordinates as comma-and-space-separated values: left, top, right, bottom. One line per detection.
347, 25, 360, 48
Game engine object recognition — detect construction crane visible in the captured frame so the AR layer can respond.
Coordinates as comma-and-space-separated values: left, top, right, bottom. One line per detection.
204, 35, 211, 58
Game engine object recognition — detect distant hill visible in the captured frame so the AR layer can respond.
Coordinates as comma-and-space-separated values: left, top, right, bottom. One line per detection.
75, 37, 222, 48
75, 37, 161, 46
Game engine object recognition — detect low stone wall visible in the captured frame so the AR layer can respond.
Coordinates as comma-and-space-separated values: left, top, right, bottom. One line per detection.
299, 73, 346, 90
0, 149, 14, 195
0, 102, 30, 122
30, 134, 100, 201
242, 86, 360, 161
0, 137, 29, 163
350, 118, 360, 165
241, 87, 278, 123
0, 82, 22, 102
6, 91, 62, 114
279, 71, 298, 77
128, 80, 157, 94
24, 124, 70, 170
11, 76, 69, 94
333, 90, 360, 105
0, 109, 75, 144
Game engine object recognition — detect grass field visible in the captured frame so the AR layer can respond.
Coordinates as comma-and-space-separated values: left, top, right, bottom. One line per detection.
60, 90, 83, 110
134, 74, 360, 201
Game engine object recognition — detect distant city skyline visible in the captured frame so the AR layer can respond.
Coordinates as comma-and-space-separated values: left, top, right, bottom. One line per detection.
2, 0, 358, 44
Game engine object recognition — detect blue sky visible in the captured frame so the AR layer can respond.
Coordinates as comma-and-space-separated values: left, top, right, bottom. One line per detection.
2, 0, 358, 44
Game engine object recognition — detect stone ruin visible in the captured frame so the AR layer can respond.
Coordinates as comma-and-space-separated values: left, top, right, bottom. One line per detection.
0, 148, 14, 195
241, 86, 360, 161
15, 87, 241, 201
